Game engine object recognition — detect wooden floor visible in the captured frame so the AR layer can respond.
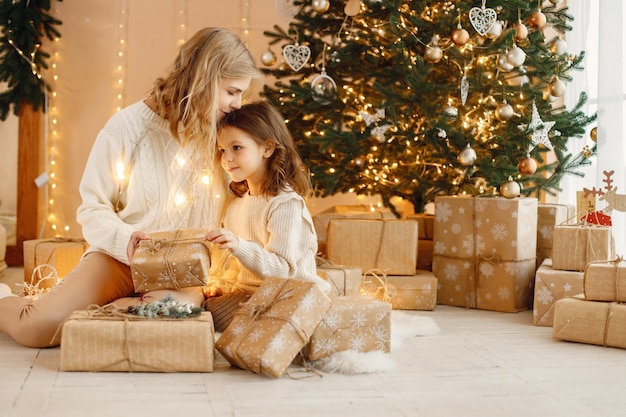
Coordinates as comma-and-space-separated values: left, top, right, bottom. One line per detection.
1, 266, 626, 417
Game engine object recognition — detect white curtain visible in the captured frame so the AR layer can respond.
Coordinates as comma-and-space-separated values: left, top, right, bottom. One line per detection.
562, 0, 625, 256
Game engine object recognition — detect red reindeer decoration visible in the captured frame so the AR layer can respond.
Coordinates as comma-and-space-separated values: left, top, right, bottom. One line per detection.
581, 170, 626, 226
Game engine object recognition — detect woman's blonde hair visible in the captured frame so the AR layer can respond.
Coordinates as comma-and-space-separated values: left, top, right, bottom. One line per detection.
150, 27, 261, 163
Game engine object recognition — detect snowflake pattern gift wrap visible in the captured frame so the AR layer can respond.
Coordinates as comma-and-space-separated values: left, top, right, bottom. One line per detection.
432, 196, 537, 312
361, 270, 438, 310
130, 229, 211, 292
533, 258, 584, 327
60, 309, 215, 372
302, 295, 391, 361
215, 277, 332, 378
536, 203, 575, 268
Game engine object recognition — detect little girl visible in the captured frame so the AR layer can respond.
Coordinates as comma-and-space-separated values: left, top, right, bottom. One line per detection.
204, 101, 331, 331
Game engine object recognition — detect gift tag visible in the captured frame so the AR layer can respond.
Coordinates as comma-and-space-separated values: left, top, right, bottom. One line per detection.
282, 43, 310, 72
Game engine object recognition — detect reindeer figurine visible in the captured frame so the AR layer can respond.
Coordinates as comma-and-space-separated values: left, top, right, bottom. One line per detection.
582, 170, 626, 226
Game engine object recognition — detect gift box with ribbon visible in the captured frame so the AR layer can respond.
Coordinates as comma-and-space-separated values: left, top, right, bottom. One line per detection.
316, 257, 362, 297
302, 295, 391, 361
215, 276, 332, 378
326, 219, 418, 275
536, 203, 576, 268
553, 296, 626, 349
130, 229, 211, 292
60, 307, 215, 372
551, 224, 613, 272
432, 195, 537, 312
23, 237, 88, 289
361, 269, 437, 310
582, 258, 626, 302
533, 258, 584, 327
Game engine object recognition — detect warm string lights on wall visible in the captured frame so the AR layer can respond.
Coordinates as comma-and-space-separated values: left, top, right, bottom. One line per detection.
240, 0, 250, 45
177, 0, 187, 45
115, 0, 128, 113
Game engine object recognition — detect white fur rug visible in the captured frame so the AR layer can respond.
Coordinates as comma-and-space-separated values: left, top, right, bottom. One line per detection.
215, 311, 440, 376
306, 311, 440, 374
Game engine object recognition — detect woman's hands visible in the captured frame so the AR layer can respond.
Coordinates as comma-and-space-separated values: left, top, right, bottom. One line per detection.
127, 230, 150, 261
205, 228, 239, 252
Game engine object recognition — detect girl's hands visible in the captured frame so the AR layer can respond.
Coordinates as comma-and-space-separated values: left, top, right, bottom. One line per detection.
127, 231, 150, 261
205, 228, 239, 252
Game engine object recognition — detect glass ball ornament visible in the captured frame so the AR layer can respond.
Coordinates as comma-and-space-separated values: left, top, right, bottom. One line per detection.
451, 27, 470, 47
310, 72, 337, 104
500, 177, 521, 199
517, 155, 538, 175
497, 53, 514, 72
261, 50, 277, 66
312, 0, 330, 13
495, 101, 514, 121
548, 77, 567, 97
459, 145, 477, 166
590, 126, 597, 142
513, 21, 528, 40
486, 21, 503, 39
528, 10, 547, 29
550, 37, 567, 55
506, 45, 526, 67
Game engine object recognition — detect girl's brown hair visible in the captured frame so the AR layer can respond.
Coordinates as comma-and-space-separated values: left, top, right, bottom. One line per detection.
150, 27, 261, 164
218, 101, 313, 198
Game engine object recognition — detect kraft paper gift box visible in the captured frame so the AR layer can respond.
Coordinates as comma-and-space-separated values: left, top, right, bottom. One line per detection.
60, 309, 215, 372
313, 206, 395, 255
553, 296, 626, 349
302, 295, 391, 361
130, 229, 211, 292
432, 195, 537, 312
23, 238, 88, 288
316, 259, 362, 297
326, 219, 418, 275
215, 277, 332, 378
582, 258, 626, 302
406, 213, 435, 240
533, 258, 584, 326
536, 203, 575, 268
362, 270, 437, 310
551, 224, 613, 272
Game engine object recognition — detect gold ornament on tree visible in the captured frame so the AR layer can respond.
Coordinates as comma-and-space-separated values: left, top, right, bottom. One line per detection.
424, 35, 443, 63
261, 49, 277, 66
459, 144, 477, 166
311, 0, 330, 13
528, 8, 547, 29
344, 0, 361, 16
548, 76, 567, 97
500, 177, 521, 199
590, 126, 597, 142
495, 100, 514, 121
517, 155, 537, 175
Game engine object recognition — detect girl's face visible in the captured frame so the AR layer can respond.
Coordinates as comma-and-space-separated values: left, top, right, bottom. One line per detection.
217, 78, 252, 119
217, 126, 274, 195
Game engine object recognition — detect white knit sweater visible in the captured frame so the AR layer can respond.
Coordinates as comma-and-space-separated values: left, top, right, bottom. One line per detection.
77, 101, 227, 265
214, 190, 331, 294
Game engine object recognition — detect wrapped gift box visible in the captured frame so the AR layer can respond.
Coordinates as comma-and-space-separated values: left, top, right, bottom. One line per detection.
313, 206, 395, 255
302, 295, 391, 361
362, 270, 437, 310
326, 219, 418, 275
533, 258, 584, 326
406, 213, 435, 240
551, 224, 613, 272
536, 203, 575, 268
130, 229, 211, 292
60, 310, 215, 372
553, 296, 626, 349
432, 196, 537, 312
583, 259, 626, 302
23, 238, 88, 288
316, 260, 362, 297
215, 277, 332, 378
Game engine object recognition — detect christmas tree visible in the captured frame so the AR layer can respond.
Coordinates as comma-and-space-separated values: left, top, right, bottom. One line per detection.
261, 0, 597, 214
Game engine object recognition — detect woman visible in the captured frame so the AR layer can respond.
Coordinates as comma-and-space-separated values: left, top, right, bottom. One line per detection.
0, 27, 261, 348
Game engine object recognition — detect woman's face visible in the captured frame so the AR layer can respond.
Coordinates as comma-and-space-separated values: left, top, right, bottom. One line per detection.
217, 78, 252, 119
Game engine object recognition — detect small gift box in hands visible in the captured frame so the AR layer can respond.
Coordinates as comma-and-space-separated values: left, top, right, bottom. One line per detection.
130, 229, 211, 292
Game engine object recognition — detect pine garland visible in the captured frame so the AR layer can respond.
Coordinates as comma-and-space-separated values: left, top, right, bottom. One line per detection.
127, 294, 204, 319
0, 0, 62, 120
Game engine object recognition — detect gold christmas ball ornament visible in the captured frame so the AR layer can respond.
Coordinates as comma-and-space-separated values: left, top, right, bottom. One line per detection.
513, 21, 528, 41
451, 27, 470, 47
506, 45, 526, 67
500, 177, 521, 199
311, 0, 330, 13
459, 144, 477, 166
548, 77, 567, 97
550, 37, 567, 55
261, 50, 277, 66
495, 101, 514, 121
528, 10, 547, 29
517, 155, 538, 175
424, 35, 443, 63
590, 126, 597, 142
